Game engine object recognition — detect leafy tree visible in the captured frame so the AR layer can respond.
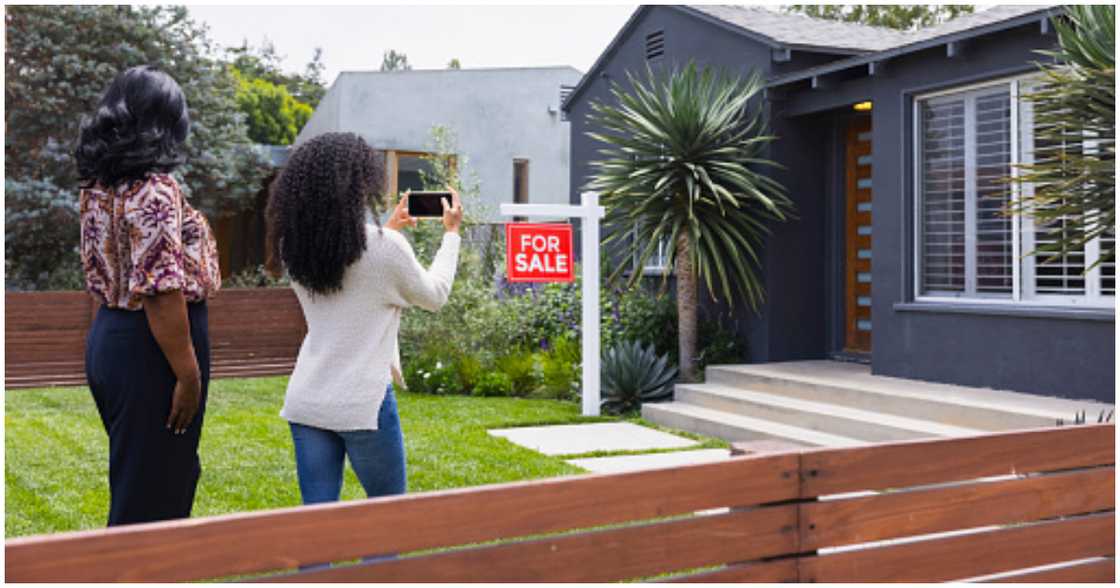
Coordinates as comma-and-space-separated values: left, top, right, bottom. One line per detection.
784, 5, 974, 30
298, 47, 328, 106
231, 67, 313, 145
587, 63, 792, 381
1011, 5, 1115, 267
381, 49, 412, 72
226, 39, 326, 108
448, 58, 462, 70
4, 5, 268, 290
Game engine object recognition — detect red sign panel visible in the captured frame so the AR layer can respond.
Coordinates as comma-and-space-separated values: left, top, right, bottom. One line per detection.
506, 223, 574, 283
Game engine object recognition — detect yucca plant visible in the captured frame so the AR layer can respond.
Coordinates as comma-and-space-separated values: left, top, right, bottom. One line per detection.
600, 340, 677, 416
587, 62, 792, 381
1010, 5, 1115, 267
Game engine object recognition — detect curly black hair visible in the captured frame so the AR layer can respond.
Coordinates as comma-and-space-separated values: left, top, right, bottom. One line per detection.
75, 65, 190, 187
265, 132, 386, 295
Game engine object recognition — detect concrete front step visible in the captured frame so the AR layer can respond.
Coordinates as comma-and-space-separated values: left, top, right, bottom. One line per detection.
705, 361, 1113, 431
675, 383, 985, 442
642, 402, 866, 448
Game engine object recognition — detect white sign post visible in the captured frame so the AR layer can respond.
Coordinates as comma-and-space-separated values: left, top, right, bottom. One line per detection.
500, 192, 605, 416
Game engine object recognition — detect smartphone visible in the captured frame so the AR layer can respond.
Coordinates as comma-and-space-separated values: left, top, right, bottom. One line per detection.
407, 191, 451, 218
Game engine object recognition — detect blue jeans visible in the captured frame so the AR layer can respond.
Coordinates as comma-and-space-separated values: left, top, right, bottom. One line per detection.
289, 386, 407, 504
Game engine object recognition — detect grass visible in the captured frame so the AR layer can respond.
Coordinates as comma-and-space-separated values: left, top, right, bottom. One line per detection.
6, 377, 726, 539
5, 377, 602, 537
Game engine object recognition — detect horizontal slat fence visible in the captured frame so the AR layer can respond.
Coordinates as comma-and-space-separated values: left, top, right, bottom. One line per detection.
5, 289, 305, 389
5, 424, 1113, 583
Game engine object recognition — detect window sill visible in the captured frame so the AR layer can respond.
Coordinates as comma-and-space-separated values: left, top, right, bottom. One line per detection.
619, 268, 673, 280
893, 301, 1115, 322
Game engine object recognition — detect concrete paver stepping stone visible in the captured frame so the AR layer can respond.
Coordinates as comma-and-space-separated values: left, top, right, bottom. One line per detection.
567, 448, 731, 474
488, 422, 698, 455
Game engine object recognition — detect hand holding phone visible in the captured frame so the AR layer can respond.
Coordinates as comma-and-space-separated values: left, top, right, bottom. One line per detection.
407, 191, 452, 218
385, 192, 418, 231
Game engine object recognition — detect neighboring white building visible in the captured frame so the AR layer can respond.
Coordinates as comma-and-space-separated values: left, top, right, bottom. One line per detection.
296, 66, 583, 221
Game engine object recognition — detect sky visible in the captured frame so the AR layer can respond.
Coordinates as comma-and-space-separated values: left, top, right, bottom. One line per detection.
187, 5, 640, 86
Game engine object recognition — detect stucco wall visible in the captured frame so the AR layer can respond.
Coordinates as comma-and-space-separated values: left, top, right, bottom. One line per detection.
568, 9, 1115, 402
865, 26, 1114, 402
779, 24, 1114, 402
298, 66, 583, 221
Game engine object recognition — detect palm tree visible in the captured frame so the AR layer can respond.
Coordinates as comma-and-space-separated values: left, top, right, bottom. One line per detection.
1011, 5, 1115, 267
586, 63, 793, 381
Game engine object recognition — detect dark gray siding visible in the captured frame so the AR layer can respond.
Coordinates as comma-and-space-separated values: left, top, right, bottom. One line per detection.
568, 10, 1114, 403
566, 5, 780, 359
568, 6, 774, 205
865, 25, 1114, 402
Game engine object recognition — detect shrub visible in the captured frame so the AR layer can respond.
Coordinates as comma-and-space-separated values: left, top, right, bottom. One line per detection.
473, 372, 513, 397
536, 335, 580, 400
404, 354, 462, 395
496, 350, 540, 397
601, 340, 678, 416
454, 354, 484, 395
602, 284, 677, 358
696, 316, 745, 371
225, 264, 291, 288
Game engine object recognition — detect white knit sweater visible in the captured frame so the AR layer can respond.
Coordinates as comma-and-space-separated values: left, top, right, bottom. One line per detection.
280, 225, 461, 431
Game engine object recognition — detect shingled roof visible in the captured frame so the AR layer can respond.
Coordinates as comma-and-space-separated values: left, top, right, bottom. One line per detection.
563, 5, 1061, 109
683, 5, 912, 53
687, 5, 1060, 54
900, 5, 1058, 44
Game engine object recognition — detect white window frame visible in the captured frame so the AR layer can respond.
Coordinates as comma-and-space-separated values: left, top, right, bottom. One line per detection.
913, 74, 1114, 308
631, 226, 670, 275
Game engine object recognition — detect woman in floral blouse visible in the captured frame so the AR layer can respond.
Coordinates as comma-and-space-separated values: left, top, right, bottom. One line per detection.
76, 65, 219, 526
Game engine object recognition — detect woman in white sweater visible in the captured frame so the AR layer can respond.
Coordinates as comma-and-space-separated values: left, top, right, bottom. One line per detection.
265, 132, 462, 504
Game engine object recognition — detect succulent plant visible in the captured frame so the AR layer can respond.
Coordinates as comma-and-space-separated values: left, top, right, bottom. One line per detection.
600, 340, 678, 415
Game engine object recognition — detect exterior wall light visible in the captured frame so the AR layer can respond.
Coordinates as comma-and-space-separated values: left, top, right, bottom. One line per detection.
853, 101, 873, 112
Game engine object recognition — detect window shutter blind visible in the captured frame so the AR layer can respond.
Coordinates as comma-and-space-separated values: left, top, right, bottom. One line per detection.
1030, 100, 1087, 296
920, 98, 967, 294
1101, 228, 1115, 296
974, 90, 1013, 295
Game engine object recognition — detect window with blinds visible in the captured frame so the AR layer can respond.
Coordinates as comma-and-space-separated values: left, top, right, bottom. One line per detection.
974, 90, 1013, 295
919, 98, 966, 295
916, 77, 1112, 307
1101, 228, 1116, 296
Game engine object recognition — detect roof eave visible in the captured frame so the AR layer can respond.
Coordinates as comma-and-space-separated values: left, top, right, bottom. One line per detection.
767, 7, 1063, 88
563, 5, 878, 111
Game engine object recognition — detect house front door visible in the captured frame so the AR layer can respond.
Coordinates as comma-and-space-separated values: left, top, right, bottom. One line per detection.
844, 117, 872, 354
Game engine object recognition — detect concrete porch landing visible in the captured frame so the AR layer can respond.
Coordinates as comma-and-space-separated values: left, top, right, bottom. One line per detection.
644, 360, 1114, 447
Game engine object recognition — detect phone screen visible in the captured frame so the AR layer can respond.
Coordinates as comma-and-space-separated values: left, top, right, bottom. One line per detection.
407, 192, 449, 218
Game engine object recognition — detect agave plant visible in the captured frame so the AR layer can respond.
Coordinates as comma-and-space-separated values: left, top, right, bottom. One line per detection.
600, 340, 678, 415
586, 62, 792, 381
1011, 5, 1115, 267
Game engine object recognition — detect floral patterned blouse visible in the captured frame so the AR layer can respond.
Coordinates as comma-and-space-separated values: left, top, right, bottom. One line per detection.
80, 174, 221, 311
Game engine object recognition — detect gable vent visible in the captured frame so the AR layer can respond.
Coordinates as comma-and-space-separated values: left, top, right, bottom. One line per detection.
645, 30, 665, 61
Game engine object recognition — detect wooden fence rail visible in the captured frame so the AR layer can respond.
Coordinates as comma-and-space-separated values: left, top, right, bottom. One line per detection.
6, 424, 1114, 583
5, 289, 306, 389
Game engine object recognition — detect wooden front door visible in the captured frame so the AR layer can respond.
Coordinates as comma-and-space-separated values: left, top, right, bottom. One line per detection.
844, 118, 872, 353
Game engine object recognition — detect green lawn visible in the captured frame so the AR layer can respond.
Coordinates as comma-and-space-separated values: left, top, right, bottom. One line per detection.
5, 377, 614, 538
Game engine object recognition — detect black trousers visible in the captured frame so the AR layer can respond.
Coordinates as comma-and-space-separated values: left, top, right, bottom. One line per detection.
85, 302, 210, 526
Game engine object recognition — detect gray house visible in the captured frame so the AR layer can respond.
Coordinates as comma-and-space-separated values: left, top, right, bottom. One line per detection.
297, 66, 583, 221
565, 5, 1114, 403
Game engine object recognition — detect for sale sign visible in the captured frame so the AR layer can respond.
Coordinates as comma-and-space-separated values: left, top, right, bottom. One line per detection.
506, 223, 574, 283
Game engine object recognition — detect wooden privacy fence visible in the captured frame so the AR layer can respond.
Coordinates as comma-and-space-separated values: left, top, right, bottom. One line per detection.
5, 289, 306, 389
6, 424, 1114, 583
